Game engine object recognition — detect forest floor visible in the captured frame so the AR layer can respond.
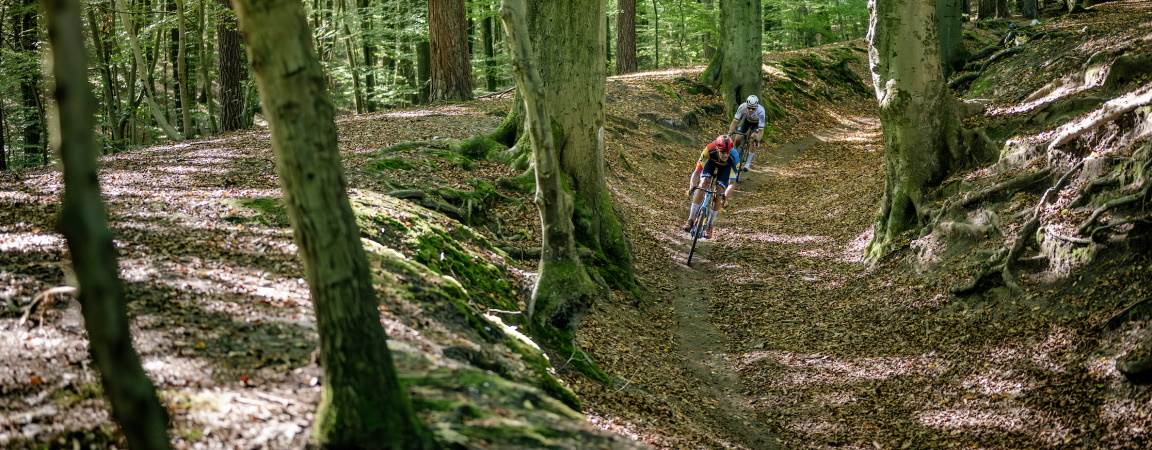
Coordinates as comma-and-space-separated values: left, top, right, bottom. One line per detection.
3, 2, 1152, 449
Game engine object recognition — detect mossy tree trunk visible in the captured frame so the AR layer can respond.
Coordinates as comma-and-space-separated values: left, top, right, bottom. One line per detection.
527, 0, 635, 290
615, 0, 638, 75
865, 0, 964, 261
937, 0, 964, 77
501, 0, 598, 333
230, 0, 431, 447
718, 0, 761, 109
44, 0, 172, 446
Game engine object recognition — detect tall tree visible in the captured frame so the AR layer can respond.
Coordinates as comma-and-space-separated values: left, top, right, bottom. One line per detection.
616, 0, 638, 74
502, 0, 599, 337
1022, 0, 1038, 19
429, 0, 473, 101
217, 0, 245, 131
518, 0, 635, 331
116, 0, 183, 140
718, 0, 761, 109
174, 0, 194, 136
865, 0, 965, 260
482, 1, 498, 91
15, 0, 46, 164
42, 0, 173, 446
937, 0, 964, 77
229, 0, 433, 446
358, 0, 377, 111
977, 0, 995, 19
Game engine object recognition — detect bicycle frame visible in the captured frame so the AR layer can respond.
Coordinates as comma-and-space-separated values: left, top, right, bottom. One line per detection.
686, 179, 726, 265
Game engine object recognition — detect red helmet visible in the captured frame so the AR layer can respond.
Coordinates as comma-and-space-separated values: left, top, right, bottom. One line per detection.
712, 135, 733, 153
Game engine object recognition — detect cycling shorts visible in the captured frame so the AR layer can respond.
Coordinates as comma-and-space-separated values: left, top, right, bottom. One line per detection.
700, 158, 733, 186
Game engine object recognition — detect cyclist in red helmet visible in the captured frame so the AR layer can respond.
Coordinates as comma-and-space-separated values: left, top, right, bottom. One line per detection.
683, 134, 736, 239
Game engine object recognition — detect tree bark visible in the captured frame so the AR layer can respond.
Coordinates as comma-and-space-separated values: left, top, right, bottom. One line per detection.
526, 0, 635, 291
42, 0, 173, 446
217, 0, 245, 131
174, 0, 194, 136
483, 5, 498, 91
198, 0, 217, 133
340, 0, 364, 113
718, 0, 761, 109
429, 0, 473, 101
358, 0, 377, 111
229, 0, 433, 446
616, 0, 638, 74
87, 7, 120, 146
1023, 0, 1039, 18
937, 0, 964, 77
995, 0, 1009, 17
16, 0, 46, 164
977, 0, 995, 19
501, 0, 598, 331
416, 39, 431, 103
652, 0, 660, 68
865, 0, 965, 261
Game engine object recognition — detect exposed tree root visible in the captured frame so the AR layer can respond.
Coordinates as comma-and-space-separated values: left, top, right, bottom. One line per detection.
1002, 160, 1086, 291
1047, 84, 1152, 152
1101, 296, 1152, 331
1077, 187, 1151, 234
960, 168, 1053, 209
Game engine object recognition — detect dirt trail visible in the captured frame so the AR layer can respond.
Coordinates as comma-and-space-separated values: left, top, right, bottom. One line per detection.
665, 133, 823, 449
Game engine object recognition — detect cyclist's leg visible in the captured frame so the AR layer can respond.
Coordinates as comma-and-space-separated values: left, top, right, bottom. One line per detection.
685, 170, 714, 230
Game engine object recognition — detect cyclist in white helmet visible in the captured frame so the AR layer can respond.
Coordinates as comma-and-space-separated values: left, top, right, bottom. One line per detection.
728, 94, 766, 149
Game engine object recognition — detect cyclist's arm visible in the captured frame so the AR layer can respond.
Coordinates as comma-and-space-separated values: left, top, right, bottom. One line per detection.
689, 148, 708, 190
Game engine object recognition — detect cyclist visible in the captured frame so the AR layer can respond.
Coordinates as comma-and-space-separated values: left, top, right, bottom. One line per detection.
683, 134, 735, 239
728, 95, 766, 170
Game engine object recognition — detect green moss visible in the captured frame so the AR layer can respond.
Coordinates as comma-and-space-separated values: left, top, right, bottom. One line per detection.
51, 382, 103, 408
455, 135, 508, 160
371, 157, 416, 171
225, 197, 290, 227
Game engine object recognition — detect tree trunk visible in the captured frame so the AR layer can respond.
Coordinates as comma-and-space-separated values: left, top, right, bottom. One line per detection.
118, 0, 183, 140
865, 0, 964, 261
978, 0, 995, 19
358, 0, 377, 111
429, 0, 473, 101
995, 0, 1008, 17
483, 6, 498, 91
701, 0, 716, 60
719, 0, 761, 109
616, 0, 638, 74
526, 0, 635, 292
217, 0, 244, 131
16, 0, 46, 164
229, 0, 434, 446
198, 0, 217, 133
339, 0, 364, 113
652, 0, 660, 68
87, 7, 119, 147
42, 0, 173, 446
174, 0, 194, 136
416, 39, 431, 104
501, 0, 598, 333
1023, 0, 1039, 18
937, 0, 964, 77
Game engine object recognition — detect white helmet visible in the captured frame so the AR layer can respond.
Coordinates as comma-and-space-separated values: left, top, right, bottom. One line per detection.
746, 95, 759, 107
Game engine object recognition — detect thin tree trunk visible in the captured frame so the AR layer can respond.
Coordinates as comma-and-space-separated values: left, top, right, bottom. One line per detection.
16, 0, 46, 164
616, 0, 638, 74
42, 0, 173, 446
87, 8, 119, 147
996, 0, 1008, 17
483, 5, 498, 91
1023, 0, 1038, 18
229, 0, 434, 445
429, 0, 474, 101
341, 0, 364, 113
198, 0, 217, 133
217, 0, 244, 131
417, 39, 431, 103
175, 0, 194, 136
117, 0, 183, 140
652, 0, 660, 68
358, 0, 377, 111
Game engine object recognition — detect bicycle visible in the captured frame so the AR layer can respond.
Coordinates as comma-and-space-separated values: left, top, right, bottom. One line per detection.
685, 179, 727, 266
731, 131, 757, 176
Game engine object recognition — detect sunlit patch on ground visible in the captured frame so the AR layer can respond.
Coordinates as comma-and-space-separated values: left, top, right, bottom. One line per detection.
0, 233, 64, 252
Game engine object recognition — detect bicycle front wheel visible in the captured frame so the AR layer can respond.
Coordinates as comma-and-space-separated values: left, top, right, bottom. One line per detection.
687, 205, 709, 265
